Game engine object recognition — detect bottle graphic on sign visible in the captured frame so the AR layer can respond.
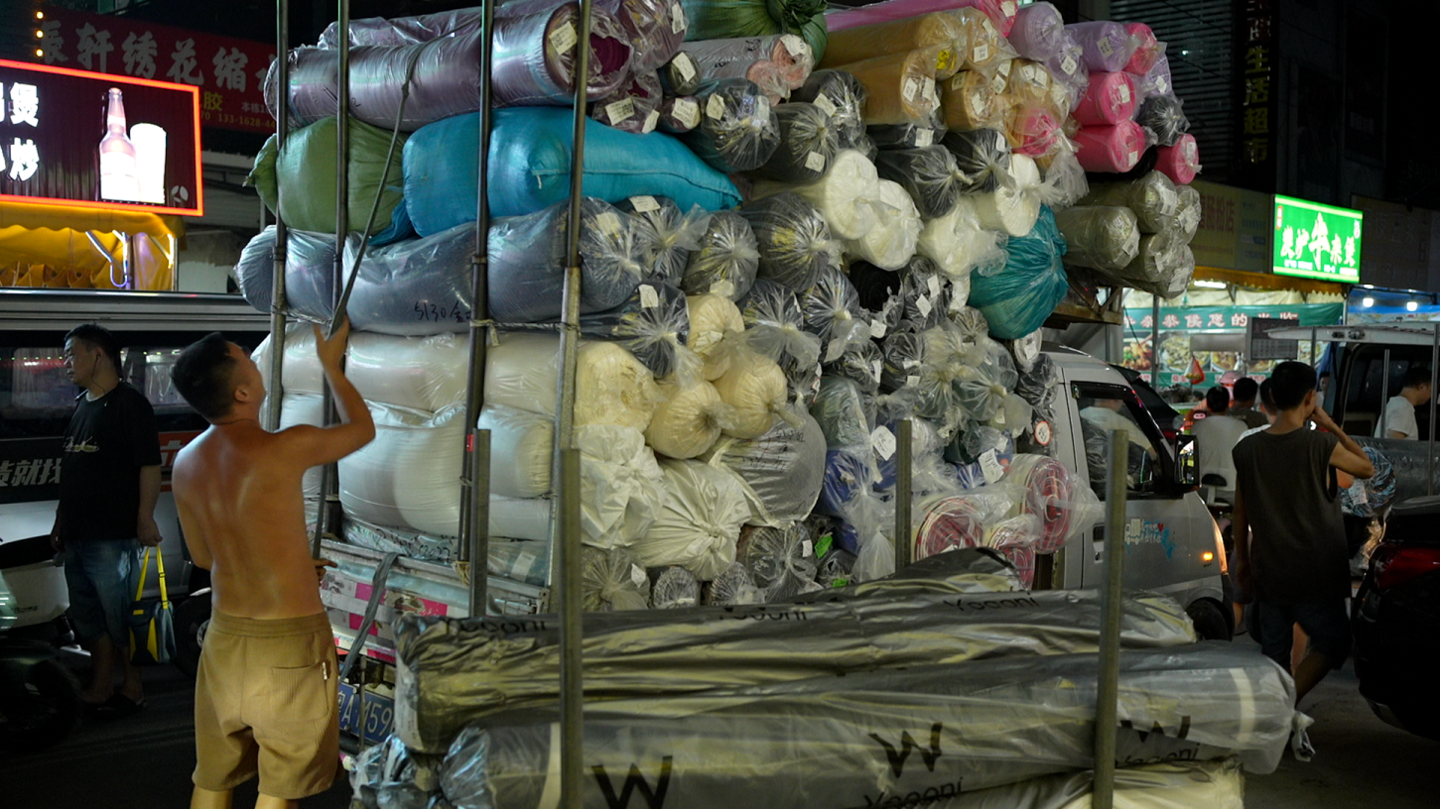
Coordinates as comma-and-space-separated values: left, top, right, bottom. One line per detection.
98, 88, 141, 202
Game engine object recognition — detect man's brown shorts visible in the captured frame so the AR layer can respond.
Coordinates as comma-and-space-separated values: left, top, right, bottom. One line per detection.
193, 610, 339, 800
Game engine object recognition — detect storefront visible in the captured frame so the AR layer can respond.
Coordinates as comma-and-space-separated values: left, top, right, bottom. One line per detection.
1347, 285, 1440, 324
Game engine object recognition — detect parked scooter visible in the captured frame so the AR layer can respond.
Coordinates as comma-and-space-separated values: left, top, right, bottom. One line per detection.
0, 540, 83, 751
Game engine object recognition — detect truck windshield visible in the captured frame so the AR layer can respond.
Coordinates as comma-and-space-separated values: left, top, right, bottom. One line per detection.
1074, 383, 1162, 498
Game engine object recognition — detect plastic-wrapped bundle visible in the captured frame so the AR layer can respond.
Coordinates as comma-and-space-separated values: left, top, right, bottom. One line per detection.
492, 5, 633, 107
952, 7, 1015, 72
1114, 228, 1195, 297
1007, 105, 1063, 159
833, 47, 949, 125
949, 304, 990, 340
736, 523, 820, 601
685, 293, 745, 381
404, 108, 740, 228
1134, 50, 1173, 101
1053, 205, 1141, 272
684, 34, 815, 102
749, 103, 839, 183
740, 194, 843, 293
589, 70, 664, 134
1174, 183, 1201, 241
897, 256, 952, 332
1065, 21, 1136, 73
873, 146, 965, 219
1009, 2, 1065, 62
332, 225, 483, 336
681, 211, 760, 300
801, 266, 870, 352
846, 180, 923, 270
579, 282, 694, 379
915, 488, 1014, 562
476, 405, 554, 499
823, 339, 883, 394
789, 69, 869, 149
487, 198, 643, 323
1124, 22, 1162, 74
810, 376, 877, 452
1342, 447, 1396, 519
867, 109, 947, 149
1035, 140, 1090, 207
351, 735, 432, 809
820, 12, 967, 69
969, 206, 1068, 340
974, 153, 1043, 237
234, 227, 335, 321
680, 0, 829, 63
940, 68, 1004, 133
1156, 133, 1201, 185
600, 0, 687, 72
1006, 60, 1052, 109
656, 95, 703, 133
1044, 29, 1087, 98
650, 566, 701, 608
753, 150, 883, 241
917, 196, 1008, 280
939, 127, 1012, 193
659, 51, 702, 96
615, 195, 707, 284
644, 379, 732, 459
1074, 120, 1147, 173
485, 333, 662, 432
1004, 453, 1100, 553
955, 345, 1017, 425
1072, 70, 1137, 127
702, 408, 826, 525
338, 403, 464, 536
1136, 92, 1189, 147
249, 117, 408, 240
712, 348, 791, 438
879, 330, 928, 392
632, 460, 750, 580
1082, 171, 1180, 233
737, 278, 823, 370
703, 561, 763, 605
682, 78, 781, 173
581, 545, 652, 611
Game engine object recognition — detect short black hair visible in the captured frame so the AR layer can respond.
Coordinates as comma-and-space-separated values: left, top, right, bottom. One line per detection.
1233, 377, 1259, 403
1402, 366, 1433, 390
171, 333, 238, 420
64, 323, 122, 370
1259, 378, 1276, 410
1205, 385, 1229, 413
1269, 361, 1317, 411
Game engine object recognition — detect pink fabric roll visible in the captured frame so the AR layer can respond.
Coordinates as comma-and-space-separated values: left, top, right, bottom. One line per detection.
1072, 71, 1137, 126
826, 0, 1015, 36
1008, 2, 1066, 62
1155, 134, 1200, 184
1124, 22, 1161, 75
1074, 120, 1146, 173
1008, 106, 1061, 158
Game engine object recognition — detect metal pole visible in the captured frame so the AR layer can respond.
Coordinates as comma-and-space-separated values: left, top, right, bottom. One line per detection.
558, 447, 584, 809
1151, 295, 1161, 382
458, 0, 497, 617
1379, 349, 1391, 438
1310, 326, 1318, 372
894, 419, 913, 573
1092, 430, 1128, 809
1429, 324, 1438, 496
263, 0, 290, 433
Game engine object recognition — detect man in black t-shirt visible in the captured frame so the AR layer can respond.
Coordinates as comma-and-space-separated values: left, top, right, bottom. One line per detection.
48, 324, 162, 715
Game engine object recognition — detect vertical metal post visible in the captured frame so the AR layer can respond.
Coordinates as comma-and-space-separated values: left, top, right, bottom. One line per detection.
558, 447, 584, 809
356, 651, 368, 754
1429, 325, 1438, 496
1092, 430, 1128, 809
1310, 326, 1318, 372
1151, 295, 1161, 380
1379, 349, 1391, 438
458, 0, 497, 618
894, 419, 913, 573
263, 0, 290, 433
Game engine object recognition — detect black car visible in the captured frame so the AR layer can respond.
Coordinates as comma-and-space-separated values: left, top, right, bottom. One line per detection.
1352, 495, 1440, 741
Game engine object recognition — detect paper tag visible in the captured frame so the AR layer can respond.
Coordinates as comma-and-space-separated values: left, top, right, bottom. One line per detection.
980, 449, 1004, 484
824, 337, 845, 363
922, 78, 939, 105
1034, 419, 1053, 446
606, 97, 636, 125
1002, 1, 1016, 16
630, 195, 660, 213
1127, 149, 1139, 167
915, 128, 934, 147
1184, 139, 1198, 161
951, 74, 965, 91
1156, 76, 1169, 94
755, 96, 770, 120
1098, 37, 1114, 57
707, 93, 726, 119
671, 3, 687, 34
643, 108, 660, 134
1061, 54, 1078, 76
595, 211, 622, 235
869, 319, 888, 339
997, 60, 1012, 79
674, 98, 700, 128
631, 564, 648, 588
712, 279, 735, 299
779, 34, 805, 58
813, 93, 838, 116
549, 22, 578, 55
916, 295, 933, 318
639, 284, 659, 308
801, 539, 814, 558
926, 275, 942, 297
872, 359, 883, 381
870, 425, 898, 461
1117, 83, 1131, 104
906, 374, 920, 387
903, 77, 920, 102
514, 551, 537, 574
676, 53, 697, 83
973, 42, 990, 64
805, 151, 826, 172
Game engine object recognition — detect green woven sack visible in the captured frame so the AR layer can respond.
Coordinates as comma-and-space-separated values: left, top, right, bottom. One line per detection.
249, 116, 407, 237
681, 0, 829, 61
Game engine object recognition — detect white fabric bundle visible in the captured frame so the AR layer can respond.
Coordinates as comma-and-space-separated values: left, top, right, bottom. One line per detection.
344, 332, 469, 412
685, 294, 746, 381
632, 460, 751, 580
712, 349, 790, 439
476, 404, 553, 499
339, 403, 465, 537
844, 179, 921, 270
645, 379, 734, 460
973, 152, 1042, 236
917, 196, 1007, 278
485, 333, 662, 433
279, 393, 325, 508
752, 150, 882, 240
251, 325, 324, 396
702, 409, 827, 526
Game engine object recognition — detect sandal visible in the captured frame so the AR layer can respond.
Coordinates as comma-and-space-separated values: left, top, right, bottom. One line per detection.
91, 693, 146, 719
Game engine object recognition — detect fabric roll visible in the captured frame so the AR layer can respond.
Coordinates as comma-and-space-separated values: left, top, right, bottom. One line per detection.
491, 4, 635, 107
681, 78, 782, 173
969, 206, 1069, 340
681, 211, 760, 300
917, 196, 1007, 278
1072, 70, 1137, 127
581, 546, 653, 611
702, 410, 827, 526
1081, 171, 1180, 233
616, 194, 707, 285
712, 348, 791, 439
659, 50, 703, 96
477, 405, 555, 499
940, 68, 1007, 132
1110, 227, 1193, 297
1007, 106, 1062, 158
845, 180, 922, 270
1052, 205, 1142, 272
738, 278, 823, 369
678, 0, 829, 64
800, 265, 870, 349
1074, 120, 1146, 173
1044, 31, 1087, 98
1133, 50, 1172, 100
749, 102, 840, 183
874, 145, 966, 219
739, 193, 842, 294
1008, 2, 1066, 62
867, 115, 948, 150
1124, 22, 1162, 75
599, 0, 687, 72
1064, 20, 1136, 73
683, 34, 816, 103
1173, 183, 1201, 241
973, 153, 1042, 237
737, 523, 821, 601
588, 70, 664, 134
752, 149, 884, 241
833, 47, 948, 125
579, 281, 694, 379
952, 7, 1015, 72
234, 227, 336, 322
656, 94, 703, 133
1155, 133, 1201, 185
485, 333, 662, 432
632, 460, 749, 580
820, 12, 967, 69
1006, 60, 1052, 108
1136, 93, 1189, 147
685, 293, 745, 381
939, 127, 1012, 193
824, 0, 997, 31
790, 69, 869, 149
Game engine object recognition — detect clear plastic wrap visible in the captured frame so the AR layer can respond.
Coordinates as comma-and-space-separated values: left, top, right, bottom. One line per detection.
897, 256, 953, 332
949, 304, 990, 340
749, 102, 839, 182
954, 343, 1017, 424
1174, 182, 1201, 241
589, 69, 664, 134
814, 544, 858, 589
683, 34, 816, 102
712, 347, 792, 438
867, 107, 947, 149
969, 205, 1069, 340
703, 561, 764, 605
974, 152, 1042, 237
915, 488, 1015, 561
810, 376, 878, 451
582, 545, 653, 611
680, 210, 760, 300
234, 226, 336, 322
952, 7, 1016, 73
649, 565, 701, 608
681, 78, 781, 173
823, 339, 884, 394
1342, 446, 1397, 519
846, 180, 923, 270
702, 408, 826, 525
1065, 20, 1137, 73
737, 523, 822, 601
1136, 93, 1189, 147
659, 50, 703, 96
752, 149, 883, 240
616, 195, 709, 285
1082, 170, 1180, 233
874, 145, 966, 219
790, 69, 869, 149
1073, 70, 1138, 127
685, 293, 746, 380
917, 196, 1009, 279
485, 333, 663, 432
939, 127, 1012, 193
1155, 133, 1201, 185
491, 5, 634, 107
351, 734, 432, 809
940, 68, 1007, 132
1112, 227, 1195, 297
821, 12, 967, 69
486, 199, 647, 323
832, 47, 948, 125
1009, 2, 1066, 62
738, 193, 842, 293
1006, 60, 1053, 109
1074, 119, 1147, 173
1036, 141, 1090, 209
338, 403, 465, 537
1124, 22, 1162, 75
880, 329, 928, 392
1134, 50, 1173, 101
737, 277, 824, 370
476, 404, 555, 498
1007, 105, 1063, 159
1002, 453, 1103, 553
579, 281, 696, 379
1052, 205, 1142, 272
645, 378, 734, 459
632, 460, 750, 580
1007, 329, 1043, 373
801, 265, 870, 354
656, 94, 703, 133
1044, 29, 1088, 101
600, 0, 688, 72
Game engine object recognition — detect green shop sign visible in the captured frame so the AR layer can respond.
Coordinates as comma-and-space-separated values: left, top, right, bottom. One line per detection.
1272, 195, 1363, 283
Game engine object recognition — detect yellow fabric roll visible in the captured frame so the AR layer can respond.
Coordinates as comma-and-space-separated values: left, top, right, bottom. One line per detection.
821, 12, 968, 72
940, 69, 1008, 132
1007, 60, 1053, 108
833, 47, 948, 125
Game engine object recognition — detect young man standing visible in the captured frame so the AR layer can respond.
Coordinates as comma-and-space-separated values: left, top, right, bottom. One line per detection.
1373, 366, 1432, 440
50, 324, 162, 715
1231, 361, 1374, 702
169, 322, 374, 809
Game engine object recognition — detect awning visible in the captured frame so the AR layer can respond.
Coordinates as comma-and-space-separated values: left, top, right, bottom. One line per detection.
0, 200, 183, 241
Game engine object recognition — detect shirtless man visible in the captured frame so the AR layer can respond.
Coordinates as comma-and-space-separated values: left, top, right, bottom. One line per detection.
169, 322, 374, 809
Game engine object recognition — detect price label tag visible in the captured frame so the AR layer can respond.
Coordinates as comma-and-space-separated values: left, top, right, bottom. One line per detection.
805, 151, 826, 172
515, 551, 537, 574
916, 295, 933, 318
1156, 76, 1169, 94
755, 96, 770, 119
870, 425, 898, 460
671, 3, 687, 34
643, 109, 660, 133
631, 564, 648, 588
973, 42, 990, 64
606, 97, 636, 124
1098, 37, 1114, 57
906, 374, 921, 387
927, 274, 942, 298
903, 77, 920, 102
1127, 150, 1139, 167
630, 195, 660, 213
991, 73, 1007, 95
676, 53, 697, 83
549, 23, 578, 55
1002, 1, 1016, 17
639, 284, 660, 308
596, 212, 622, 236
674, 98, 700, 128
872, 359, 883, 381
801, 539, 814, 558
980, 449, 1004, 484
951, 74, 965, 91
869, 319, 888, 339
1061, 54, 1078, 76
780, 34, 805, 58
813, 93, 838, 116
915, 128, 933, 147
1117, 83, 1131, 105
707, 93, 726, 119
1033, 419, 1053, 446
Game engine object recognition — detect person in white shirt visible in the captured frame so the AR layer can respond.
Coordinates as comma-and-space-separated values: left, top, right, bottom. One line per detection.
1374, 366, 1432, 440
1192, 386, 1248, 492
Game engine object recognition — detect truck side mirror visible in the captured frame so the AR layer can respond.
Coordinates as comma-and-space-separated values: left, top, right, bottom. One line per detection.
1173, 435, 1199, 488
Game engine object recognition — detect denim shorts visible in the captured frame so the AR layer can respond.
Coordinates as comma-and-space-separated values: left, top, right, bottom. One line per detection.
1256, 599, 1351, 671
63, 538, 140, 646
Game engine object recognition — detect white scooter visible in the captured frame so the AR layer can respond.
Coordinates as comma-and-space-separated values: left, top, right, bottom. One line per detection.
0, 538, 82, 750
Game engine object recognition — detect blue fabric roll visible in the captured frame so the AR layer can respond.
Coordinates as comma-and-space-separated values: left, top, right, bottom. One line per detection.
818, 449, 873, 519
969, 206, 1069, 341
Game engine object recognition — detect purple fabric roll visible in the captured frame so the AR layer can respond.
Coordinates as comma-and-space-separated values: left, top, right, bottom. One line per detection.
1132, 51, 1172, 101
590, 71, 665, 134
318, 9, 484, 48
1008, 2, 1066, 63
599, 0, 687, 72
1064, 20, 1136, 73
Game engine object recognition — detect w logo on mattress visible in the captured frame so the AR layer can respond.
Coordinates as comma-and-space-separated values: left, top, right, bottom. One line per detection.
592, 756, 672, 808
869, 724, 944, 778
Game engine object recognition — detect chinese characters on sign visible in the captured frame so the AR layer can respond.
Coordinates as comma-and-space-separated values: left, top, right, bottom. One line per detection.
1238, 0, 1276, 187
1271, 195, 1363, 283
0, 81, 41, 182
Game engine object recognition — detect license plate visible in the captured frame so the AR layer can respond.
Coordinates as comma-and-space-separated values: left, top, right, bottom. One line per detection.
337, 681, 395, 745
